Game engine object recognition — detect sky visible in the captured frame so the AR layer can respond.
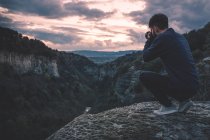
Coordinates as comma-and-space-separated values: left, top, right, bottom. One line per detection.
0, 0, 210, 51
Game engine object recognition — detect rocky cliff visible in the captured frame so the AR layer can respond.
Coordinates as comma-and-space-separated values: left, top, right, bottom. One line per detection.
0, 51, 59, 77
0, 51, 98, 140
47, 101, 210, 140
1, 24, 210, 140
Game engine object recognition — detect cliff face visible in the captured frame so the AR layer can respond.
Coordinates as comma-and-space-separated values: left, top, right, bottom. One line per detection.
0, 52, 59, 77
47, 101, 210, 140
194, 57, 210, 100
82, 62, 117, 81
0, 51, 98, 140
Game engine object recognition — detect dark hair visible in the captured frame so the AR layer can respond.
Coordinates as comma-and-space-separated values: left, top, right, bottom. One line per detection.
149, 13, 168, 29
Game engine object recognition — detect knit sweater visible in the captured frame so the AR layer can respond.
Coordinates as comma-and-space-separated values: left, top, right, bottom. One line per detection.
143, 28, 199, 91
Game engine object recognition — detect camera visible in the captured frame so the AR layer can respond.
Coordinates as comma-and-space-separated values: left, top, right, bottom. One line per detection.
145, 31, 156, 40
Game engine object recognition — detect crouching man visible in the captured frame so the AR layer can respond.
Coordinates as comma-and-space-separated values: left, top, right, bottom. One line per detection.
139, 13, 200, 115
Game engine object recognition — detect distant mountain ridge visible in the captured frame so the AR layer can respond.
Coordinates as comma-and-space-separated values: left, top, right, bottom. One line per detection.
72, 50, 139, 57
72, 50, 142, 64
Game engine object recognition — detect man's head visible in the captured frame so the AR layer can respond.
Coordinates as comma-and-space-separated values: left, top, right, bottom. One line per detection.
149, 13, 168, 35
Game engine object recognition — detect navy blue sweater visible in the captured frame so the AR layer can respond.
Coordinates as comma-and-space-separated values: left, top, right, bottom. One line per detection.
143, 28, 199, 91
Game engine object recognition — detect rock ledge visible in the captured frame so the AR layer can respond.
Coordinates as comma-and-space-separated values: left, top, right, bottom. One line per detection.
47, 101, 210, 140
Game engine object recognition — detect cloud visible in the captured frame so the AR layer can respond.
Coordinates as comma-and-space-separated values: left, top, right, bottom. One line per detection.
0, 15, 81, 44
127, 0, 210, 33
127, 29, 145, 44
54, 26, 87, 34
0, 14, 34, 30
54, 26, 114, 37
21, 29, 81, 44
0, 0, 114, 20
94, 26, 128, 35
0, 14, 13, 27
64, 1, 115, 20
54, 40, 141, 51
0, 0, 67, 18
1, 0, 209, 51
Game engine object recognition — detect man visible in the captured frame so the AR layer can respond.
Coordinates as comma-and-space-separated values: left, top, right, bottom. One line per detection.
139, 13, 200, 115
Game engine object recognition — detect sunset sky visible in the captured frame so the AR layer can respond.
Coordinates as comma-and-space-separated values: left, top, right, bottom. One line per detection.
0, 0, 210, 51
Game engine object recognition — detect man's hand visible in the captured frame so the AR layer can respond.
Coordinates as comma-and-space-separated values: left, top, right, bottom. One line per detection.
145, 30, 156, 42
144, 29, 157, 50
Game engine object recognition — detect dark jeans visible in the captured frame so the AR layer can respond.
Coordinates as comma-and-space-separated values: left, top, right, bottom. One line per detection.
139, 71, 197, 107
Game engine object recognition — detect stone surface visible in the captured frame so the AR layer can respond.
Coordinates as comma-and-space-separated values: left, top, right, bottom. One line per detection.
47, 101, 210, 140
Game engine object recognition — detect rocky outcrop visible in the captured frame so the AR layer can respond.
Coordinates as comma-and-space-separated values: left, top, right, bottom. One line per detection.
0, 51, 59, 77
115, 66, 141, 103
195, 57, 210, 100
83, 64, 117, 81
47, 101, 210, 140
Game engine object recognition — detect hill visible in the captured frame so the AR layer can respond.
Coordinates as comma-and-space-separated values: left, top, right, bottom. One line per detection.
72, 50, 140, 64
1, 22, 210, 140
0, 26, 99, 140
184, 22, 210, 61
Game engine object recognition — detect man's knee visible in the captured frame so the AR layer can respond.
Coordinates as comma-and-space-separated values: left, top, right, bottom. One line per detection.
139, 71, 167, 87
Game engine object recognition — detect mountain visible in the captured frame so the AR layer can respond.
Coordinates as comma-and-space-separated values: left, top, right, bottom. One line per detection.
0, 26, 145, 140
1, 22, 210, 140
0, 26, 160, 139
72, 50, 139, 57
0, 27, 99, 140
184, 22, 210, 61
71, 50, 141, 64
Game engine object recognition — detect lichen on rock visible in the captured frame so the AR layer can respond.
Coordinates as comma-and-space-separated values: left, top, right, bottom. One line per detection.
47, 101, 210, 140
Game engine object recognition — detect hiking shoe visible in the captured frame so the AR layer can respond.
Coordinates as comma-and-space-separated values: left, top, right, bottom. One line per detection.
154, 104, 178, 115
178, 99, 193, 113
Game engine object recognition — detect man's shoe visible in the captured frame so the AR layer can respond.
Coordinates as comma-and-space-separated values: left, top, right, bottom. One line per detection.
154, 104, 178, 115
178, 99, 193, 113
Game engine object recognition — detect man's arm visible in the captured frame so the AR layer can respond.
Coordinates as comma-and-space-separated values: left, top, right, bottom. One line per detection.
143, 35, 169, 62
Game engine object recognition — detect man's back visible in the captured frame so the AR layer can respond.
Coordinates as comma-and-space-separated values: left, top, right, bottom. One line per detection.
161, 28, 199, 90
143, 28, 199, 91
